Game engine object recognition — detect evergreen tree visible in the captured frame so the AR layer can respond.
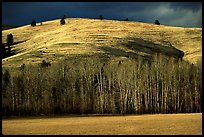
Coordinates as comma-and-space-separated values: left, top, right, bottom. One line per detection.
155, 20, 160, 25
7, 33, 13, 45
60, 18, 66, 25
124, 18, 129, 21
31, 20, 36, 27
99, 15, 103, 20
6, 33, 13, 54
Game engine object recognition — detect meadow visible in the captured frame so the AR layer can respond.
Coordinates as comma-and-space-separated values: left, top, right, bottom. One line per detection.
2, 113, 202, 135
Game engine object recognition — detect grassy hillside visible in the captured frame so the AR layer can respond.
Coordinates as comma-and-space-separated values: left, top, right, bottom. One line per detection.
2, 24, 19, 30
2, 18, 202, 68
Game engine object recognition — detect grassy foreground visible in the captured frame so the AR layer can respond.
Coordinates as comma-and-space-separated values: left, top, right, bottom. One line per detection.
2, 113, 202, 135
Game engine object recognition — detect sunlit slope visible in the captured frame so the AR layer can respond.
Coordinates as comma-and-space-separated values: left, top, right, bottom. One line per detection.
2, 18, 202, 67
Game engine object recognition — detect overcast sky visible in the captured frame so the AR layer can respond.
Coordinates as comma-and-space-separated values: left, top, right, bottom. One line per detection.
2, 2, 202, 28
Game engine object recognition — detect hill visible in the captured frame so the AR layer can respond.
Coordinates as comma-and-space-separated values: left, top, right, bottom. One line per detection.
2, 18, 202, 68
2, 24, 19, 30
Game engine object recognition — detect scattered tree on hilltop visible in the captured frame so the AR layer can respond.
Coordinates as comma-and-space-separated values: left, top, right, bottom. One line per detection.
99, 15, 103, 20
7, 33, 13, 45
124, 18, 129, 21
155, 20, 160, 25
6, 33, 14, 54
1, 33, 14, 58
31, 20, 36, 27
60, 17, 66, 25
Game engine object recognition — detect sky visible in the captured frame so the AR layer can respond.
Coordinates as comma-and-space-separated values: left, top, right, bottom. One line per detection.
2, 2, 202, 28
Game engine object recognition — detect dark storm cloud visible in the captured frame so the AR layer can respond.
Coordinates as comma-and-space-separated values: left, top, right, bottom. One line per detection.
2, 2, 202, 28
169, 2, 202, 11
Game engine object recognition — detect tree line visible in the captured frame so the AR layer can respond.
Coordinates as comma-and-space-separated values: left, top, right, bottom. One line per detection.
2, 54, 202, 116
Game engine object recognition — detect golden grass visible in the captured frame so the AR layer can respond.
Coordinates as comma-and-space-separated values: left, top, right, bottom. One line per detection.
2, 113, 202, 135
2, 18, 202, 68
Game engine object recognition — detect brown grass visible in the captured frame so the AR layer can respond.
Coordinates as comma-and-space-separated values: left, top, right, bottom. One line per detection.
2, 113, 202, 135
2, 18, 202, 68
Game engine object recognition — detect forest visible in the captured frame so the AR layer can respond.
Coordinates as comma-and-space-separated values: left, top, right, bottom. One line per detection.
2, 54, 202, 116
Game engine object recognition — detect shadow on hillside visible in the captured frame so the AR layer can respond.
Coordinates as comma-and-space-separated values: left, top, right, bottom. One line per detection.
1, 40, 26, 59
122, 37, 184, 59
98, 37, 184, 62
98, 46, 150, 61
98, 37, 184, 61
2, 40, 26, 46
13, 40, 27, 45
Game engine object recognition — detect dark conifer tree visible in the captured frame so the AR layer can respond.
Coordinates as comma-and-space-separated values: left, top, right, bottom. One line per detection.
99, 15, 103, 20
124, 18, 129, 21
60, 18, 66, 25
6, 33, 13, 54
7, 33, 13, 45
155, 20, 160, 25
31, 20, 36, 27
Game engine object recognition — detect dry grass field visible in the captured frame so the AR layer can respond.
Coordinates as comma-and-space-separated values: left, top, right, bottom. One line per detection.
2, 18, 202, 68
2, 113, 202, 135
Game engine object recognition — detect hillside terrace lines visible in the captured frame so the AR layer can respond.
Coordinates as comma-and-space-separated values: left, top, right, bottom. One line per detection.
2, 18, 202, 67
